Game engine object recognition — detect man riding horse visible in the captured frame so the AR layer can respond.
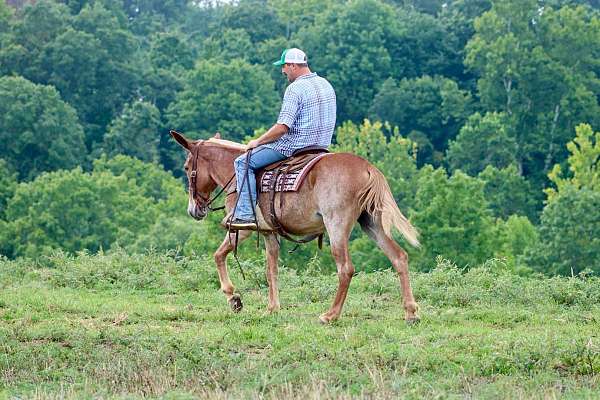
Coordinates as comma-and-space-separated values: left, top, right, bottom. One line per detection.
170, 49, 420, 324
228, 48, 336, 230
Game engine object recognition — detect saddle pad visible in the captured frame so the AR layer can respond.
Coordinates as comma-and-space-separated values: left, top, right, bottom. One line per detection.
259, 153, 329, 193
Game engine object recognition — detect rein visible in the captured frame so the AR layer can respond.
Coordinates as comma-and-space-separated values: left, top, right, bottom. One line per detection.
189, 146, 235, 212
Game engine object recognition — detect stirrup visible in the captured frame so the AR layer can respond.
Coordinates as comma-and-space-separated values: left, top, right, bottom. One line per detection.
227, 218, 258, 231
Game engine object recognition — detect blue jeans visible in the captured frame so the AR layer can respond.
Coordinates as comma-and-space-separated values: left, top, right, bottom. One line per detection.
233, 145, 287, 220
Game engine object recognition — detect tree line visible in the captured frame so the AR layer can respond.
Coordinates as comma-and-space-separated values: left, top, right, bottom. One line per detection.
0, 0, 598, 275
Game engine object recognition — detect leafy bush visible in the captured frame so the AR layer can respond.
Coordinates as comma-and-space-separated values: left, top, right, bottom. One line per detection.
409, 167, 495, 270
524, 186, 600, 276
0, 76, 86, 180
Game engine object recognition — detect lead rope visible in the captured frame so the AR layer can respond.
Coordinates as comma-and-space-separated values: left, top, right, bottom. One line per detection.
227, 149, 262, 280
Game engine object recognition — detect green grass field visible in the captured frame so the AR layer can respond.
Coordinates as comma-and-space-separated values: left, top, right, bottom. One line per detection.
1, 250, 599, 399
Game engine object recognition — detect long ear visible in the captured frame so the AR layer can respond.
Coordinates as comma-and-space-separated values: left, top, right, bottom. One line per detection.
170, 130, 190, 150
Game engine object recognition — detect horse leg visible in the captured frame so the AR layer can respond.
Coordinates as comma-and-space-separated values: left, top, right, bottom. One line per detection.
359, 213, 419, 323
214, 230, 253, 312
319, 217, 355, 324
263, 233, 281, 313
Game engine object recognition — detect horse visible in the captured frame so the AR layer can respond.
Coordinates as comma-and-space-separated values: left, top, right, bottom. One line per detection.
170, 131, 421, 324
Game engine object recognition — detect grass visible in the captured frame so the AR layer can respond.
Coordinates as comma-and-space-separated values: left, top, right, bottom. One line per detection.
0, 250, 599, 399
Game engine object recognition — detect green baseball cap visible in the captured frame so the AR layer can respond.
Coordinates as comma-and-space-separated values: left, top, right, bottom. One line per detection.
273, 48, 307, 66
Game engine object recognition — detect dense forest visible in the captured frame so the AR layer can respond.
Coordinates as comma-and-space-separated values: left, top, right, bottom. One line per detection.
0, 0, 598, 275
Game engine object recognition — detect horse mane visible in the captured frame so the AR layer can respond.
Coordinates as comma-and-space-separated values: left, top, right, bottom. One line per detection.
204, 138, 247, 152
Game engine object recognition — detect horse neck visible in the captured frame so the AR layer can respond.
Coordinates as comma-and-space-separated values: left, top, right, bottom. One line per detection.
203, 145, 243, 186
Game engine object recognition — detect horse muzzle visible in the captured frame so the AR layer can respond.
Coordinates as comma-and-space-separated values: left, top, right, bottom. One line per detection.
188, 202, 207, 220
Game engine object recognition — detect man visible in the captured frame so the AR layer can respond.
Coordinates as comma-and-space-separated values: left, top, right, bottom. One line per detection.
229, 48, 337, 229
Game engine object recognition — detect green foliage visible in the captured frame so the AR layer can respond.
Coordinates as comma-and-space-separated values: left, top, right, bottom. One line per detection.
0, 1, 71, 79
465, 1, 600, 183
102, 100, 162, 163
0, 1, 12, 34
447, 112, 518, 176
491, 215, 538, 273
62, 2, 138, 144
166, 59, 279, 140
410, 167, 495, 270
0, 168, 156, 258
219, 0, 286, 43
1, 0, 599, 278
0, 159, 17, 219
478, 165, 540, 221
199, 28, 255, 63
369, 76, 473, 161
148, 30, 195, 71
0, 76, 86, 181
297, 1, 463, 122
0, 156, 188, 259
294, 0, 398, 122
92, 154, 186, 214
332, 120, 418, 209
546, 123, 600, 201
525, 186, 600, 276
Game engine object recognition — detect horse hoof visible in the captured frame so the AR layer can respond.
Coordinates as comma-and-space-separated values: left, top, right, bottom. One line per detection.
229, 294, 243, 313
319, 314, 335, 324
406, 317, 420, 326
267, 304, 280, 314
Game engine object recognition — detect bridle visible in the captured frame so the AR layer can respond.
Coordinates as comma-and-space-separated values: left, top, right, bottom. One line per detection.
188, 144, 235, 213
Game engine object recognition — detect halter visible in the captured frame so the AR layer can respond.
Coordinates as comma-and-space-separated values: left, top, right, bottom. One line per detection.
188, 145, 234, 212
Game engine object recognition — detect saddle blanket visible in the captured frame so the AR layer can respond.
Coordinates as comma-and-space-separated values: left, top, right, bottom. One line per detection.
259, 153, 329, 193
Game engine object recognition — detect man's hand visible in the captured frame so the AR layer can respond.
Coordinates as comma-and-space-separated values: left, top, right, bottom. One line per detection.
246, 139, 261, 150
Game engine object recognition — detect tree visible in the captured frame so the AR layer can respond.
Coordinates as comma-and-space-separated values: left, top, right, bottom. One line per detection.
524, 186, 600, 275
166, 59, 280, 141
0, 1, 71, 79
492, 214, 538, 273
524, 123, 600, 275
546, 123, 599, 202
102, 101, 162, 163
409, 167, 495, 270
438, 0, 492, 90
92, 155, 187, 215
0, 76, 86, 181
294, 0, 397, 122
369, 76, 473, 159
465, 1, 600, 184
478, 165, 540, 222
0, 159, 17, 220
219, 0, 286, 43
332, 120, 418, 210
0, 1, 12, 34
446, 112, 518, 176
59, 2, 139, 145
148, 30, 195, 71
0, 155, 188, 259
295, 0, 461, 122
0, 168, 156, 258
199, 28, 255, 63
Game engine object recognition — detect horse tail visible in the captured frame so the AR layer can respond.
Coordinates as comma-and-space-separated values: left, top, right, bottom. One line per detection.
357, 165, 420, 248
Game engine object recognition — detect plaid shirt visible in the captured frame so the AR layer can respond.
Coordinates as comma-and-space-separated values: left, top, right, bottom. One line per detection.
265, 72, 336, 157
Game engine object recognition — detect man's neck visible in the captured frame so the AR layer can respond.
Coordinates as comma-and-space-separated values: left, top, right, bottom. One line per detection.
292, 68, 312, 82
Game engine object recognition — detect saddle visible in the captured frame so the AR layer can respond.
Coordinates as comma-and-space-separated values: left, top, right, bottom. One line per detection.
259, 146, 330, 193
228, 146, 330, 246
258, 146, 330, 246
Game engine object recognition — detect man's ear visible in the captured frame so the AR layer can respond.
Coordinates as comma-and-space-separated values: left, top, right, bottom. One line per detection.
170, 130, 190, 150
213, 132, 221, 139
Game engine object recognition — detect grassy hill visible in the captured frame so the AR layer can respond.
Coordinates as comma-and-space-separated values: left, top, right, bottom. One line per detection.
1, 250, 599, 399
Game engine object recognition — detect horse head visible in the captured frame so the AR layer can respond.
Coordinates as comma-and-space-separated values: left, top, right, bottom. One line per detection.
170, 130, 219, 221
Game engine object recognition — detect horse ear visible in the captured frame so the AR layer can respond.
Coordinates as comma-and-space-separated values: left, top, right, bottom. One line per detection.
213, 132, 221, 139
170, 130, 190, 150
